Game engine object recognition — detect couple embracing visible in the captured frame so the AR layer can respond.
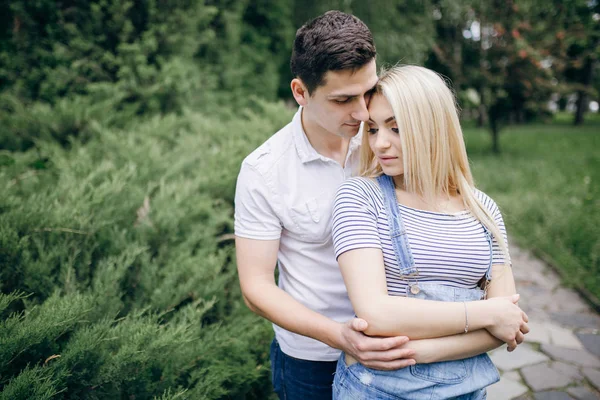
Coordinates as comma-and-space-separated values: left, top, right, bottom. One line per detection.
234, 10, 529, 400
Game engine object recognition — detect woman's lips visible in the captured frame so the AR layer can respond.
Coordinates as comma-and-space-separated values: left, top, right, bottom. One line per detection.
378, 156, 398, 165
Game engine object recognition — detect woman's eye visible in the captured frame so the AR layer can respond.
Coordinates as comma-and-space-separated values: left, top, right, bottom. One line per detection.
392, 128, 399, 134
367, 128, 378, 134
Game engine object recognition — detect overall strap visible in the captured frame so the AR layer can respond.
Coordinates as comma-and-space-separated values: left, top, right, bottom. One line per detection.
478, 222, 494, 298
481, 224, 494, 282
376, 175, 417, 277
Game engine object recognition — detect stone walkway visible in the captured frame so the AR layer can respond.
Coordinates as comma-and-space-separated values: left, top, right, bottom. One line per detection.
487, 245, 600, 400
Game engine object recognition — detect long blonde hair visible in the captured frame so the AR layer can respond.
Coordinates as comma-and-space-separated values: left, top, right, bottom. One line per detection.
360, 65, 509, 259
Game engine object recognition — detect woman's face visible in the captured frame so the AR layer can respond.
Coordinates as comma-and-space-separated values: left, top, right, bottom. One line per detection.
367, 94, 403, 176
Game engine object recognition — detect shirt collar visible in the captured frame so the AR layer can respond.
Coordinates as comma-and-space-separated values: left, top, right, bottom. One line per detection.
292, 106, 363, 164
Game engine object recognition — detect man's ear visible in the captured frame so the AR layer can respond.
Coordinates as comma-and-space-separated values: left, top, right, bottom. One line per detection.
291, 78, 310, 106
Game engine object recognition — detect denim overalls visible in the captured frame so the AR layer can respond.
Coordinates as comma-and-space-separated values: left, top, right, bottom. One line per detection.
333, 175, 500, 400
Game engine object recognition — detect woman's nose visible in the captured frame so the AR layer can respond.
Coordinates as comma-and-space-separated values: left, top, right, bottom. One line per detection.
374, 131, 391, 149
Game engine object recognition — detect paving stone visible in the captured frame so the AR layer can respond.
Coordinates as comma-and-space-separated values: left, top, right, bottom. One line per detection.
514, 395, 535, 400
577, 334, 600, 358
522, 363, 576, 391
541, 344, 600, 368
517, 284, 546, 302
521, 291, 557, 315
491, 344, 550, 371
551, 313, 600, 330
547, 324, 585, 349
566, 386, 599, 400
530, 311, 555, 325
504, 371, 523, 382
536, 272, 562, 292
546, 289, 589, 314
487, 375, 529, 400
533, 391, 575, 400
552, 362, 584, 381
527, 322, 554, 345
582, 368, 600, 391
513, 263, 561, 292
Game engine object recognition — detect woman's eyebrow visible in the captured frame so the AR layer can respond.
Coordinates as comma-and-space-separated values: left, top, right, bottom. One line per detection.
368, 115, 395, 124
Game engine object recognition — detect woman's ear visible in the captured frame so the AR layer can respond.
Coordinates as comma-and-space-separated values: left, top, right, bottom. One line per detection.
291, 78, 309, 106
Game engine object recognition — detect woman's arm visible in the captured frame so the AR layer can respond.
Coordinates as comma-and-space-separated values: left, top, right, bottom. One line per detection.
338, 249, 528, 345
397, 264, 527, 363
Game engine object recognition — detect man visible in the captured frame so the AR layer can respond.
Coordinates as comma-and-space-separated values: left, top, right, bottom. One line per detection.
234, 11, 415, 399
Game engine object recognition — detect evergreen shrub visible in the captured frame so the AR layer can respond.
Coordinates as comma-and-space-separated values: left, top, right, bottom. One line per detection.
0, 99, 294, 399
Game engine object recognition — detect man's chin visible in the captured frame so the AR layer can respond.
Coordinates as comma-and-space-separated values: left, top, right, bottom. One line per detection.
339, 125, 361, 137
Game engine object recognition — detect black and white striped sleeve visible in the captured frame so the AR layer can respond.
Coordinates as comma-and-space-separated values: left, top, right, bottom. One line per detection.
332, 178, 382, 260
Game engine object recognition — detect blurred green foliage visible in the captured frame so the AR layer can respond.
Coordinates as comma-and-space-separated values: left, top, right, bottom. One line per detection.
465, 114, 600, 299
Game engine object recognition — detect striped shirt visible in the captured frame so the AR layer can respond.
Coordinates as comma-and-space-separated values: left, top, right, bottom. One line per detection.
332, 177, 510, 296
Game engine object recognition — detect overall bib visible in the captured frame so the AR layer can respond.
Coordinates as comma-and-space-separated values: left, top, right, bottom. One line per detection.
333, 175, 500, 400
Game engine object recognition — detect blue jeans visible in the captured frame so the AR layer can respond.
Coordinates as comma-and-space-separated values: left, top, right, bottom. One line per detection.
270, 339, 337, 400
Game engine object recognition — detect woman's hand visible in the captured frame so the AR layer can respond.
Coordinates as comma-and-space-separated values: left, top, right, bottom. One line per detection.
483, 294, 529, 351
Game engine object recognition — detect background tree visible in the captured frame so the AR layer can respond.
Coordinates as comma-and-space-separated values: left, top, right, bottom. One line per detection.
550, 0, 600, 125
469, 0, 555, 152
290, 0, 436, 73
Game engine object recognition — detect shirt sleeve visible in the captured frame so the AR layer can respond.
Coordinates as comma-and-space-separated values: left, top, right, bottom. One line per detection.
234, 162, 282, 240
332, 178, 382, 259
478, 191, 511, 266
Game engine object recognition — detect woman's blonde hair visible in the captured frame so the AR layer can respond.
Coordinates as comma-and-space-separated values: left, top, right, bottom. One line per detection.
360, 65, 509, 259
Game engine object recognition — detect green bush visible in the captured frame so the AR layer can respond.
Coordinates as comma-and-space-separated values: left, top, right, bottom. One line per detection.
0, 99, 294, 399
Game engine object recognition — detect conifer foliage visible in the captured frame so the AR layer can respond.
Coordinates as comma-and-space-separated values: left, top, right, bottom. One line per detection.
0, 101, 293, 399
0, 1, 297, 397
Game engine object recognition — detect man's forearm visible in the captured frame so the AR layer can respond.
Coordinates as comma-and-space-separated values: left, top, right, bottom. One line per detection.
407, 329, 503, 364
243, 280, 342, 349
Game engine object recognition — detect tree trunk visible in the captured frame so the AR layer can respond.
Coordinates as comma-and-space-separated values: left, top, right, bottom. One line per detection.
574, 91, 587, 126
478, 2, 487, 129
574, 57, 594, 126
489, 112, 500, 154
477, 105, 486, 127
477, 86, 487, 127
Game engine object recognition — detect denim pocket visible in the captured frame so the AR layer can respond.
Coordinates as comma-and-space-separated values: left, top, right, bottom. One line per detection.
409, 359, 469, 384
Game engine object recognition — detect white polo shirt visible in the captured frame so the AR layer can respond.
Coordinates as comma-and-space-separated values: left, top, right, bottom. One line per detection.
234, 107, 361, 361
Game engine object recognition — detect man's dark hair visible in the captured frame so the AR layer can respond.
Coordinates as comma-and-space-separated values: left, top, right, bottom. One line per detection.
291, 10, 376, 94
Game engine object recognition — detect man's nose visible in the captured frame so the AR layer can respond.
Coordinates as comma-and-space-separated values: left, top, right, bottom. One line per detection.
351, 96, 369, 122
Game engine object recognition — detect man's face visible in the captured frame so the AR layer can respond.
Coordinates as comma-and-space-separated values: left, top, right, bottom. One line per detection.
302, 59, 378, 139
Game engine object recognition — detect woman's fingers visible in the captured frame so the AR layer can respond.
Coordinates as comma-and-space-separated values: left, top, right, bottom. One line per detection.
515, 331, 525, 345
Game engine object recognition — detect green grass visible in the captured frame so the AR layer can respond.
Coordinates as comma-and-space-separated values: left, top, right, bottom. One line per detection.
463, 114, 600, 300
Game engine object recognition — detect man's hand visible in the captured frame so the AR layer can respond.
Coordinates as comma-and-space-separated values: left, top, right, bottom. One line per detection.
337, 318, 416, 370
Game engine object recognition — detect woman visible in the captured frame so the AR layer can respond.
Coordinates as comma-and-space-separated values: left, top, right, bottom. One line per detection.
331, 65, 529, 399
